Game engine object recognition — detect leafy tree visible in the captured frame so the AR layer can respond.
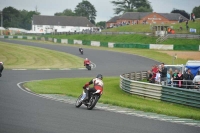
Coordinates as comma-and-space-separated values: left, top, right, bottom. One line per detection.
171, 9, 190, 19
96, 21, 106, 29
74, 0, 97, 24
2, 6, 21, 28
192, 5, 200, 18
19, 10, 40, 30
111, 0, 153, 14
54, 9, 75, 16
0, 6, 40, 30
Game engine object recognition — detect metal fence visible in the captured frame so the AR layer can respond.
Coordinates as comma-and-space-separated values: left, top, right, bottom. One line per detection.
120, 71, 200, 108
167, 34, 200, 39
120, 75, 162, 99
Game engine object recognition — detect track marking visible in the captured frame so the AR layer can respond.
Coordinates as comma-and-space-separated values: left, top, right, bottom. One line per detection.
12, 69, 27, 70
37, 69, 51, 70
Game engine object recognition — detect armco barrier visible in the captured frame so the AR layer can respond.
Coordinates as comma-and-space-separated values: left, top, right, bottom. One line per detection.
150, 44, 173, 50
22, 36, 27, 39
114, 43, 149, 49
61, 39, 68, 44
100, 42, 108, 47
120, 71, 200, 108
74, 40, 82, 45
68, 39, 74, 44
120, 75, 162, 99
174, 44, 199, 51
57, 38, 61, 43
0, 35, 200, 51
82, 40, 91, 45
161, 86, 200, 108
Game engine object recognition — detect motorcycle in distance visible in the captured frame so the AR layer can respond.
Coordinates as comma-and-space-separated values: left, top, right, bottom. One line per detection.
79, 48, 83, 55
85, 63, 91, 70
75, 87, 103, 110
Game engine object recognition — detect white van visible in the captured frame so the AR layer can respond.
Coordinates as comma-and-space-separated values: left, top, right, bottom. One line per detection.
186, 60, 200, 66
164, 65, 185, 73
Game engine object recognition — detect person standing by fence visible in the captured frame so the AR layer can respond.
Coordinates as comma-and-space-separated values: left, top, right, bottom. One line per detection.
177, 70, 183, 88
183, 68, 194, 89
159, 63, 167, 85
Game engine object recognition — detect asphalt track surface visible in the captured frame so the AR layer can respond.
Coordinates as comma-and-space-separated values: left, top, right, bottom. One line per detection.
0, 39, 199, 133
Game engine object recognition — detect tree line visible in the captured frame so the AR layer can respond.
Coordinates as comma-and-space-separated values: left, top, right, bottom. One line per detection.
0, 0, 199, 30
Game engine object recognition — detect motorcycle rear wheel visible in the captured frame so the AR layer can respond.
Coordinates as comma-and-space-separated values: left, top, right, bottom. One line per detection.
75, 94, 83, 108
87, 95, 99, 110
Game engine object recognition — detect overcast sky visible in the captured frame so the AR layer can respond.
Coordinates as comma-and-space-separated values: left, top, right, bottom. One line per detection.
0, 0, 199, 22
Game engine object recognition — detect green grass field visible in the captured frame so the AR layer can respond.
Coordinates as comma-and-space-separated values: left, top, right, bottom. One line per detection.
0, 41, 83, 69
24, 77, 200, 120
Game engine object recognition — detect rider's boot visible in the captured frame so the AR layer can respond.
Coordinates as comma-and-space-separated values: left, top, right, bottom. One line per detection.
83, 90, 89, 101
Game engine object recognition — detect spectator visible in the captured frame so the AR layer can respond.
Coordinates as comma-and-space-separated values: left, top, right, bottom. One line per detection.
193, 70, 200, 89
167, 71, 171, 85
151, 65, 157, 82
147, 70, 154, 83
159, 63, 167, 84
172, 69, 178, 87
177, 70, 183, 88
153, 64, 158, 73
183, 68, 194, 89
167, 68, 173, 86
186, 25, 189, 31
155, 70, 160, 84
186, 20, 188, 26
192, 13, 195, 22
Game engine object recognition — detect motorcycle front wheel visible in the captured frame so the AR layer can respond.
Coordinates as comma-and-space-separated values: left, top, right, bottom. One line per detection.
75, 94, 83, 108
87, 95, 99, 110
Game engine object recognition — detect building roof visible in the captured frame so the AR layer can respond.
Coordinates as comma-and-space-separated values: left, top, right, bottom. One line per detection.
119, 12, 151, 20
159, 13, 188, 21
107, 12, 189, 22
107, 16, 121, 23
33, 15, 95, 27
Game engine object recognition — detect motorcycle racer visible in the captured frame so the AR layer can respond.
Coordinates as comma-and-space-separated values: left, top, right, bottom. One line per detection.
82, 74, 104, 101
79, 47, 83, 54
84, 58, 90, 66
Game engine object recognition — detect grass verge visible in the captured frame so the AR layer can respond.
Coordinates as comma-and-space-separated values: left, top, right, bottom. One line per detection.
43, 34, 200, 45
24, 77, 200, 120
0, 41, 83, 69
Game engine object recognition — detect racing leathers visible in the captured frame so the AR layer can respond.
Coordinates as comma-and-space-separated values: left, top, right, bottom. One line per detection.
84, 59, 90, 67
83, 77, 103, 101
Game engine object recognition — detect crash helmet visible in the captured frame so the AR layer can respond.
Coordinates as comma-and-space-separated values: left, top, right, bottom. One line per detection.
0, 62, 3, 65
96, 74, 103, 80
85, 58, 88, 60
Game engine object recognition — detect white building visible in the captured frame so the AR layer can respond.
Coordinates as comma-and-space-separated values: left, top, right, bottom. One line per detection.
32, 15, 96, 33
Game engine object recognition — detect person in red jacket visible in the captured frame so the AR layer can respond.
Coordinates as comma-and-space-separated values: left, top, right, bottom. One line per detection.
82, 74, 104, 101
84, 58, 90, 66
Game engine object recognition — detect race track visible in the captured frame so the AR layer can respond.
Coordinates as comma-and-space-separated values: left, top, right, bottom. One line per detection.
0, 39, 199, 133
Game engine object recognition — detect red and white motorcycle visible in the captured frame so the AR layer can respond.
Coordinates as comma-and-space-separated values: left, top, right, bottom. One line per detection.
75, 87, 103, 110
